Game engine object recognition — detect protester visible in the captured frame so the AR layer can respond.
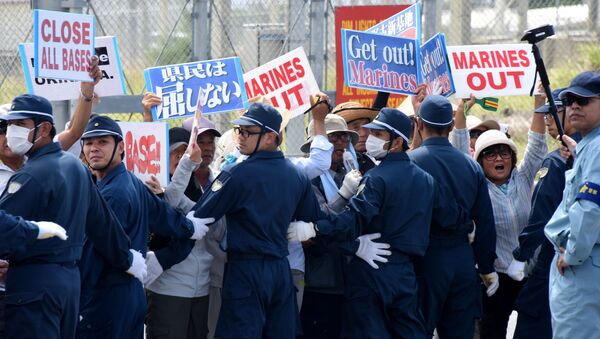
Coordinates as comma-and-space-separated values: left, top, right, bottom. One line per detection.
191, 103, 323, 338
544, 71, 600, 339
0, 94, 143, 339
473, 99, 547, 339
511, 87, 579, 338
298, 114, 363, 338
408, 95, 497, 338
332, 101, 378, 173
78, 115, 212, 339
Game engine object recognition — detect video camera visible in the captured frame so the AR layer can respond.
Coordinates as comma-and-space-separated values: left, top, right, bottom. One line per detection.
521, 24, 555, 44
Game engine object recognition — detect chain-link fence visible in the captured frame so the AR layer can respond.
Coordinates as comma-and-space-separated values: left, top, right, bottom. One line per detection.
1, 0, 599, 155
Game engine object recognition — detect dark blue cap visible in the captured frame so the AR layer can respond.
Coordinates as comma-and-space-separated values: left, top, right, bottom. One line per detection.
232, 103, 282, 135
81, 115, 123, 140
559, 71, 600, 99
535, 87, 566, 113
169, 127, 190, 146
6, 94, 54, 123
419, 95, 453, 127
363, 107, 412, 143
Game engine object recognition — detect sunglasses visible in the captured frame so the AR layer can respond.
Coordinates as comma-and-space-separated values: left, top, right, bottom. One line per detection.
482, 147, 512, 161
233, 126, 263, 138
563, 95, 599, 107
469, 130, 484, 139
327, 132, 350, 143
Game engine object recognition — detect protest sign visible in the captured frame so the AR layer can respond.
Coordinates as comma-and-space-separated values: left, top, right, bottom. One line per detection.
335, 5, 409, 107
367, 1, 421, 40
243, 47, 319, 118
341, 29, 419, 96
419, 33, 455, 97
447, 44, 536, 98
118, 121, 169, 187
33, 9, 95, 81
144, 57, 247, 120
20, 36, 126, 101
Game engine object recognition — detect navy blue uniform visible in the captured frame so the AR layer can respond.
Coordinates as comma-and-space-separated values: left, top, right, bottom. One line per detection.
409, 137, 497, 338
77, 163, 194, 339
192, 151, 321, 339
0, 143, 132, 339
316, 152, 445, 339
512, 134, 580, 339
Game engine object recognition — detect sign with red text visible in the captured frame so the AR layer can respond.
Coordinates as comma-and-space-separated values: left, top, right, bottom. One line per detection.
341, 29, 419, 96
118, 122, 169, 187
33, 9, 95, 81
19, 36, 126, 101
447, 44, 536, 98
243, 47, 319, 118
335, 5, 409, 108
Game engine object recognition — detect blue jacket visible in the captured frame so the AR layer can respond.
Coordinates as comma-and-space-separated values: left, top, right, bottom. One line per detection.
0, 212, 50, 256
193, 150, 323, 258
0, 142, 131, 271
81, 163, 195, 287
514, 133, 582, 263
408, 137, 497, 274
316, 152, 439, 257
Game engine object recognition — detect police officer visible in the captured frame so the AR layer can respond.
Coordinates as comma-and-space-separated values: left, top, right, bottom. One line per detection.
408, 95, 498, 338
511, 88, 580, 339
191, 103, 322, 338
0, 94, 145, 339
78, 115, 212, 339
291, 108, 451, 338
544, 71, 600, 339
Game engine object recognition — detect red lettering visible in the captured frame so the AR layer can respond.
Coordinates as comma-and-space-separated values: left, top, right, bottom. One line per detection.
468, 52, 481, 68
518, 50, 530, 67
72, 21, 81, 44
348, 60, 364, 84
452, 52, 468, 69
250, 78, 264, 97
467, 72, 486, 91
125, 132, 161, 175
62, 49, 69, 71
507, 50, 518, 67
41, 19, 52, 42
292, 57, 305, 78
487, 72, 507, 90
81, 22, 91, 44
287, 83, 304, 106
479, 51, 492, 68
244, 82, 253, 98
61, 21, 71, 43
259, 73, 274, 93
125, 131, 134, 170
506, 71, 524, 88
283, 61, 297, 83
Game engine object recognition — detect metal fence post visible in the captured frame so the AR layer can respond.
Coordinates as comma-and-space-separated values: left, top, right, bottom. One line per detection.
192, 0, 210, 62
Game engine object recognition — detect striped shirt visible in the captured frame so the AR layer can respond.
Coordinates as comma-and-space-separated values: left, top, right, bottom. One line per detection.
485, 130, 547, 273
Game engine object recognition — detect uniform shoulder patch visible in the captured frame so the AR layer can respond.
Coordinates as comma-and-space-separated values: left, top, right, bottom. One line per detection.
537, 167, 549, 179
576, 181, 600, 207
7, 181, 22, 194
211, 179, 223, 192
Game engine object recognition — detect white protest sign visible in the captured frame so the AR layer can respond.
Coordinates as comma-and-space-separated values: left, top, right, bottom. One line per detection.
34, 9, 95, 81
243, 47, 320, 118
118, 122, 170, 187
447, 44, 536, 98
20, 36, 126, 101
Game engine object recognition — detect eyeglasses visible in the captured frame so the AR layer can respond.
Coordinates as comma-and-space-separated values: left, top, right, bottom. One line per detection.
327, 132, 350, 143
482, 148, 512, 161
233, 126, 263, 138
543, 109, 565, 122
469, 130, 484, 139
563, 95, 599, 107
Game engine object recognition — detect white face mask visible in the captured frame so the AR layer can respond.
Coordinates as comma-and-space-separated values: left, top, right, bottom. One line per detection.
365, 134, 390, 159
6, 124, 36, 156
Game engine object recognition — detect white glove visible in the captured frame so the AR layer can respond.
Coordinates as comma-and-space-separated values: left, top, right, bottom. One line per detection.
143, 251, 164, 287
286, 221, 316, 242
33, 221, 68, 240
126, 249, 147, 283
355, 233, 392, 269
468, 223, 476, 244
186, 212, 214, 240
507, 259, 526, 281
338, 170, 362, 199
480, 272, 499, 297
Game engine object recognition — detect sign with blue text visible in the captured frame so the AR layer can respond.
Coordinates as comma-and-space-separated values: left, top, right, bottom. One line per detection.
341, 29, 419, 96
366, 1, 421, 40
419, 33, 455, 97
144, 57, 248, 120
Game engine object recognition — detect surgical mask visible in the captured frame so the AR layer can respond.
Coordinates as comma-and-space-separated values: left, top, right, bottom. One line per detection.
6, 124, 36, 156
365, 135, 390, 159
